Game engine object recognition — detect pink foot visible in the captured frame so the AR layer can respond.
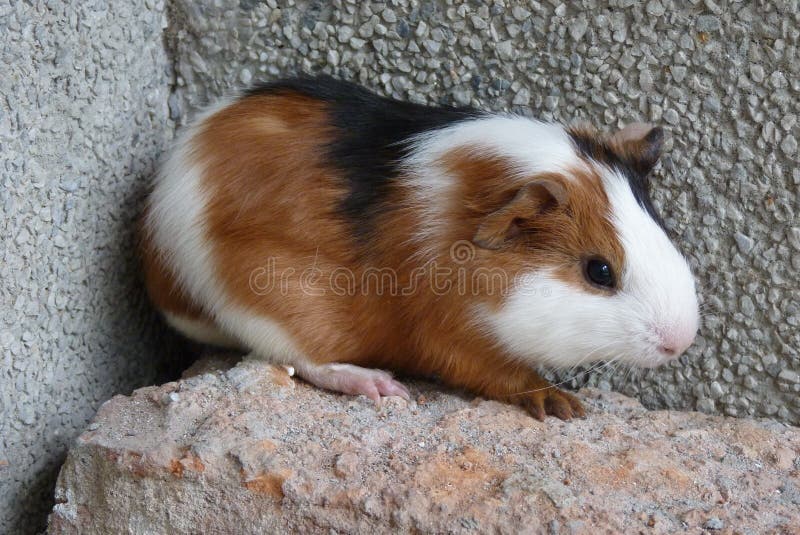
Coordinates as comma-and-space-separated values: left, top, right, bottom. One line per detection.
295, 363, 410, 403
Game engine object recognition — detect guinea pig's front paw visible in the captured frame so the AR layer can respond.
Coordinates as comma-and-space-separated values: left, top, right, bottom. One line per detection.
517, 387, 585, 422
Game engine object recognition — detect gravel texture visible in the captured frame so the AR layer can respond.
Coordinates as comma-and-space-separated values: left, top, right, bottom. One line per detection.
0, 1, 178, 533
49, 357, 800, 534
166, 0, 800, 423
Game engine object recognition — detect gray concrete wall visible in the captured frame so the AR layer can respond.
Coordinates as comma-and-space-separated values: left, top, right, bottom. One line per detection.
0, 2, 179, 533
2, 0, 799, 531
167, 0, 800, 423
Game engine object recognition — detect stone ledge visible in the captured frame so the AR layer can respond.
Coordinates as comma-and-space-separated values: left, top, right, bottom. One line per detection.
49, 356, 800, 534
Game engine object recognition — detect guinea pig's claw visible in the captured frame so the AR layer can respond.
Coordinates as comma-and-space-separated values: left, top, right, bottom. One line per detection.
374, 377, 411, 401
523, 398, 547, 421
520, 388, 585, 421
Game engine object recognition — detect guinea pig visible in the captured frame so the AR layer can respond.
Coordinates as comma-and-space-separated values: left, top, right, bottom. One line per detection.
141, 75, 700, 421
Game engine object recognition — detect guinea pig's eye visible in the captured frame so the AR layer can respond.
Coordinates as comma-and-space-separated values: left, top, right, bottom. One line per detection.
584, 257, 615, 289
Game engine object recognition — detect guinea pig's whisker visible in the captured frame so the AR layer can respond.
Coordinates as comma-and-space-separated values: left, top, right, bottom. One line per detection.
619, 361, 636, 387
510, 342, 620, 396
556, 354, 607, 388
573, 351, 627, 389
562, 340, 617, 377
576, 342, 620, 373
592, 355, 622, 381
612, 363, 628, 387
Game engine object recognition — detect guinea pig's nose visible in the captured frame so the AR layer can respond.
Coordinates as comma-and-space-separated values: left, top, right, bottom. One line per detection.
657, 325, 697, 358
657, 345, 677, 356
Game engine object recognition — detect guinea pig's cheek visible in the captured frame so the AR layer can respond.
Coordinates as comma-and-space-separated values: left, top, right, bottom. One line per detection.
476, 270, 621, 368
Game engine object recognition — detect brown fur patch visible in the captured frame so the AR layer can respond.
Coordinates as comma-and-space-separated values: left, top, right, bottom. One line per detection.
440, 147, 625, 299
547, 167, 625, 293
197, 93, 373, 362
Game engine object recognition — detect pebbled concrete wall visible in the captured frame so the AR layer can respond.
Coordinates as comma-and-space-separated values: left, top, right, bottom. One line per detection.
169, 0, 800, 421
0, 1, 180, 533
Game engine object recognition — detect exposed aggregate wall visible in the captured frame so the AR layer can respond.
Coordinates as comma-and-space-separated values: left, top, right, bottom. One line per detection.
0, 1, 178, 533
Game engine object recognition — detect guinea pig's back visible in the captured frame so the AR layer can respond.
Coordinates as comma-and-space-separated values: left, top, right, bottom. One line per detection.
141, 90, 355, 341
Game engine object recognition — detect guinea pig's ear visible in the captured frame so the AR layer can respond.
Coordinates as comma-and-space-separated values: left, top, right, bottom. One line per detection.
608, 123, 664, 176
473, 178, 567, 250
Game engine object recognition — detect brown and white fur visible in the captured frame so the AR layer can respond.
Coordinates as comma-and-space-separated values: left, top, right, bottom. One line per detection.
141, 76, 699, 420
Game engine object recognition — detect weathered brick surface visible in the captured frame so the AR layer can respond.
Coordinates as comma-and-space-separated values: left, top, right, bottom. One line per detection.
50, 357, 800, 534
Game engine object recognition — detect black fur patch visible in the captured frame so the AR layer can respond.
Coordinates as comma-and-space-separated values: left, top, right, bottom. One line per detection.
244, 75, 482, 238
567, 129, 666, 229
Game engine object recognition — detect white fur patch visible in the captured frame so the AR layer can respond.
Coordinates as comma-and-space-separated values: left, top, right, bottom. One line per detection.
476, 270, 637, 368
145, 98, 235, 316
146, 98, 311, 366
220, 308, 307, 364
601, 167, 700, 359
402, 116, 586, 247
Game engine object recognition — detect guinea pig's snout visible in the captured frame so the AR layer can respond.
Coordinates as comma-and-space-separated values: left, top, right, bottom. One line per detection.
656, 322, 698, 358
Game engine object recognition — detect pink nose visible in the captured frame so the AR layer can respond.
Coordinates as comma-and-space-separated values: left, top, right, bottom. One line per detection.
657, 326, 697, 358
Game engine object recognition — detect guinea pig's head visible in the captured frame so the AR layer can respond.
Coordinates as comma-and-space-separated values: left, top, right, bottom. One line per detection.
468, 122, 699, 369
